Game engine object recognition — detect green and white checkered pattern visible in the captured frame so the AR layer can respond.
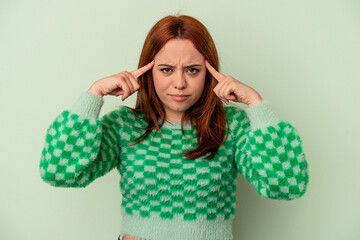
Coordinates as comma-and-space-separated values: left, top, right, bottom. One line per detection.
117, 111, 238, 220
226, 106, 309, 200
40, 110, 121, 187
40, 93, 309, 224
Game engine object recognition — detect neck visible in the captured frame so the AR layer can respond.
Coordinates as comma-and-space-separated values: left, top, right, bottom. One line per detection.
164, 112, 185, 122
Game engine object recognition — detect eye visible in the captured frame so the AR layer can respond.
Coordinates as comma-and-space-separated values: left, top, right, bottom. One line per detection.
160, 68, 172, 73
187, 68, 200, 74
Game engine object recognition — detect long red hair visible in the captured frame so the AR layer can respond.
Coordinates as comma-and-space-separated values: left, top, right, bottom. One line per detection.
128, 15, 228, 160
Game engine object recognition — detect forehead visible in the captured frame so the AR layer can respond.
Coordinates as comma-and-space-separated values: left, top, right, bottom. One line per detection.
155, 39, 204, 62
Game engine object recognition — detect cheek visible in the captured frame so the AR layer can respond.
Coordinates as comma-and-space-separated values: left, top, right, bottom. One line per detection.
194, 73, 206, 93
152, 71, 167, 92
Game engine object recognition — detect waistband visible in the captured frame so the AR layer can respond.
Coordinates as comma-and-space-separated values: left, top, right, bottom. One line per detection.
119, 208, 234, 240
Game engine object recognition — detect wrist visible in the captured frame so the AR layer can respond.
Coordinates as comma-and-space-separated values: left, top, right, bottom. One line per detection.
248, 96, 263, 107
87, 87, 103, 97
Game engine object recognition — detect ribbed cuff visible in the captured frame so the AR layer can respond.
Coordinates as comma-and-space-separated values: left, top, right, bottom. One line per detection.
70, 91, 104, 119
245, 99, 281, 130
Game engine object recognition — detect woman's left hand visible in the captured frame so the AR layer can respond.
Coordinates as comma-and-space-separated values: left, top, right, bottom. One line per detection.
205, 60, 263, 107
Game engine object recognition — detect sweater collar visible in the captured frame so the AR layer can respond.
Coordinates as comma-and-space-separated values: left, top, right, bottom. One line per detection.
160, 119, 194, 130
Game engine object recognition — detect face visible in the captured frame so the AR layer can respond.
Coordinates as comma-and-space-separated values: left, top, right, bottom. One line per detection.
152, 38, 206, 122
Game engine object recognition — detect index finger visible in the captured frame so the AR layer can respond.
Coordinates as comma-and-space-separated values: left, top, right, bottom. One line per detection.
130, 60, 155, 79
205, 60, 225, 82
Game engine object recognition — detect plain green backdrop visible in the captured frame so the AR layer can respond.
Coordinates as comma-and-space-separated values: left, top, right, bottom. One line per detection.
1, 0, 359, 239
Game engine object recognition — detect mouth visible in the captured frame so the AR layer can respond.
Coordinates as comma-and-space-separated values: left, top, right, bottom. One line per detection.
169, 94, 190, 101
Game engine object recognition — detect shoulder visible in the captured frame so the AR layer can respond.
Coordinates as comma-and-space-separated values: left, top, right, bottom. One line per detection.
223, 104, 248, 122
101, 105, 146, 127
223, 104, 251, 132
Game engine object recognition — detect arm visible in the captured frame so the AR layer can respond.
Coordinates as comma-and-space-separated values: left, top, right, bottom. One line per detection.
230, 100, 309, 200
39, 91, 122, 188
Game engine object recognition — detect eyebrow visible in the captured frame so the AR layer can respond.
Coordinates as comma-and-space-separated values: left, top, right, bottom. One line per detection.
157, 64, 203, 68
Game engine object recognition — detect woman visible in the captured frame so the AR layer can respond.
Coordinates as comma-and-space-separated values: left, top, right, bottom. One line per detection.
39, 15, 309, 240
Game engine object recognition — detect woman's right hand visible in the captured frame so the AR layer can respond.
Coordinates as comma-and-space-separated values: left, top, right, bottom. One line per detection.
87, 60, 155, 100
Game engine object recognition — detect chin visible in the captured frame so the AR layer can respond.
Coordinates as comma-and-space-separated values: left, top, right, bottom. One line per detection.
166, 104, 191, 113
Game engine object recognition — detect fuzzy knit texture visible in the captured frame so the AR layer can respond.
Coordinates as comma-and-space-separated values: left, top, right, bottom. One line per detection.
39, 91, 309, 240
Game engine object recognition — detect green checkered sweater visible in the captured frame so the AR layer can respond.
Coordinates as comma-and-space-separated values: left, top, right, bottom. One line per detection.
39, 91, 309, 240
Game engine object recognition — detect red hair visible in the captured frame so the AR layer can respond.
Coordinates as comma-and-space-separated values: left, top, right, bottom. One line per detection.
128, 15, 228, 160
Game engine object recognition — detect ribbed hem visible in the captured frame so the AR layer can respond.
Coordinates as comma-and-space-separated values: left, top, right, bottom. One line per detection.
70, 91, 104, 119
119, 208, 233, 240
245, 99, 281, 130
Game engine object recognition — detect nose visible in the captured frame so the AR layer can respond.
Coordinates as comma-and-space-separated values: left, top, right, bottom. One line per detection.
173, 72, 187, 89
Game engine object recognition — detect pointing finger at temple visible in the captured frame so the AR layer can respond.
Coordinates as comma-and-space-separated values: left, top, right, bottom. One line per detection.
205, 60, 225, 82
130, 60, 155, 79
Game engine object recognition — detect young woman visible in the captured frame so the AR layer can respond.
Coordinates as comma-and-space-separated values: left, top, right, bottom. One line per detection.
40, 15, 309, 240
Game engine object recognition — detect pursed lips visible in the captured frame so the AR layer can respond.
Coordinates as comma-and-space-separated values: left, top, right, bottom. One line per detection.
169, 94, 191, 101
169, 94, 190, 96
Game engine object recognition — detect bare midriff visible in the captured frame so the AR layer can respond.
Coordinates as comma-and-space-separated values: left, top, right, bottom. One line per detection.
124, 234, 149, 240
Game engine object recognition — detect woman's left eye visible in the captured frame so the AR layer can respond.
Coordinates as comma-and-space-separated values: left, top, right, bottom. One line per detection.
187, 68, 199, 74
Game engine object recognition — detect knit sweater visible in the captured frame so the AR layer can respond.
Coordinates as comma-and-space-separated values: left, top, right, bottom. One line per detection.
39, 91, 309, 240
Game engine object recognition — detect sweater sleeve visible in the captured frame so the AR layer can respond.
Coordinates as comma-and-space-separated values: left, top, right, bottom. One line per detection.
228, 100, 309, 200
39, 91, 122, 188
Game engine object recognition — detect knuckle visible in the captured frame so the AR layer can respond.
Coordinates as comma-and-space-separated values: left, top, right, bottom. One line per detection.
121, 84, 127, 90
121, 71, 130, 77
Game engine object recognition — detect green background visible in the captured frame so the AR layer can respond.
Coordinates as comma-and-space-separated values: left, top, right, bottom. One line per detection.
1, 0, 359, 239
